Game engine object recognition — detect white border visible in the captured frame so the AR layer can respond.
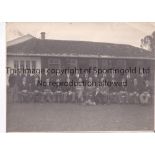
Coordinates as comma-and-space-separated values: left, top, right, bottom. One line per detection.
0, 0, 155, 155
0, 0, 155, 21
0, 22, 6, 132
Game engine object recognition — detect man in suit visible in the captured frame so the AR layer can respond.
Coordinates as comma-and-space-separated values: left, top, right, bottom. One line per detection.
61, 72, 75, 103
119, 77, 128, 104
54, 72, 63, 103
75, 77, 85, 104
18, 76, 29, 103
42, 78, 53, 103
109, 72, 118, 104
31, 76, 42, 103
140, 80, 152, 105
84, 77, 96, 105
99, 77, 109, 105
128, 77, 140, 104
8, 72, 16, 103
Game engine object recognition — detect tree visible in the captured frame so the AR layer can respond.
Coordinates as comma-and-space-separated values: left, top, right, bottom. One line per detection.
140, 31, 155, 52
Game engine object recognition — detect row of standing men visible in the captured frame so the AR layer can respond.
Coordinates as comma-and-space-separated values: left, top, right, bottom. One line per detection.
8, 71, 152, 105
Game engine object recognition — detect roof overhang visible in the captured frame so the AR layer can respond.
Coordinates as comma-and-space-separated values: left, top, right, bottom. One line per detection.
7, 53, 155, 60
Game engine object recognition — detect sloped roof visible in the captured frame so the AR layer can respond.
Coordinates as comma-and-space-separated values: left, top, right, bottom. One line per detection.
7, 34, 34, 47
7, 35, 154, 59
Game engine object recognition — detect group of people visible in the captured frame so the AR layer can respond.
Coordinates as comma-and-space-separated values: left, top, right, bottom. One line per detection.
8, 69, 153, 105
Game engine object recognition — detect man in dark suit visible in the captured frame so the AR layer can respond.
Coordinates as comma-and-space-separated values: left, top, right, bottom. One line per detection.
140, 80, 152, 104
18, 76, 29, 103
8, 72, 16, 103
119, 77, 128, 104
109, 72, 118, 104
128, 77, 140, 104
9, 72, 16, 88
61, 72, 75, 103
42, 78, 53, 103
31, 76, 42, 103
53, 72, 62, 103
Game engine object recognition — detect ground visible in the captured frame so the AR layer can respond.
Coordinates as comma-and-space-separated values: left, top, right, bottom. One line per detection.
7, 103, 154, 132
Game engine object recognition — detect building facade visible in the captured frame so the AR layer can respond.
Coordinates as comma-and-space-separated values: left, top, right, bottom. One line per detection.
7, 33, 155, 84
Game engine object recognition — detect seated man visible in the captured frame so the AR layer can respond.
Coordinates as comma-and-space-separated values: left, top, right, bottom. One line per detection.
18, 76, 30, 103
42, 78, 53, 103
140, 80, 152, 105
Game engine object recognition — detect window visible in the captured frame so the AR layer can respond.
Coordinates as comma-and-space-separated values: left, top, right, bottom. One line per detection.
137, 60, 143, 67
20, 61, 24, 69
26, 61, 30, 69
68, 58, 77, 68
117, 59, 126, 68
101, 59, 109, 68
89, 59, 98, 68
48, 58, 61, 69
14, 60, 19, 69
32, 61, 36, 69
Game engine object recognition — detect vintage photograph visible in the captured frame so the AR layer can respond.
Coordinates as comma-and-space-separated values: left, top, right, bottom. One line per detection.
6, 23, 155, 132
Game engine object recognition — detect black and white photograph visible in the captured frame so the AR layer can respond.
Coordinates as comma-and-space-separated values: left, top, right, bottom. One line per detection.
6, 22, 155, 132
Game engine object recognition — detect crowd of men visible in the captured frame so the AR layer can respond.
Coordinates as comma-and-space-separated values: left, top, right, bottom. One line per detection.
8, 68, 153, 105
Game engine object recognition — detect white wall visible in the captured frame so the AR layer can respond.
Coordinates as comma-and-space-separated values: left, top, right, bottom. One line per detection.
7, 55, 41, 85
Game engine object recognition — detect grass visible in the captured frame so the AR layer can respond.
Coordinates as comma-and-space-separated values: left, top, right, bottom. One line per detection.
7, 102, 154, 132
